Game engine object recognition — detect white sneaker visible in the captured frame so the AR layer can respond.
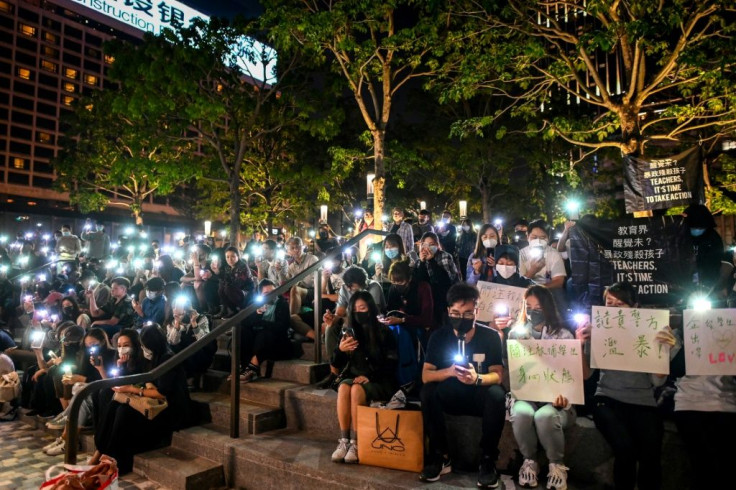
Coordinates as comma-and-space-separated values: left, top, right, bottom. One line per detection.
46, 415, 68, 430
343, 440, 358, 464
518, 458, 539, 487
42, 437, 63, 452
331, 438, 350, 462
45, 440, 66, 456
546, 463, 569, 490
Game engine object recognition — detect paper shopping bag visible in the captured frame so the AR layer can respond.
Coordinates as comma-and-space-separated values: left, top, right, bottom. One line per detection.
356, 406, 423, 472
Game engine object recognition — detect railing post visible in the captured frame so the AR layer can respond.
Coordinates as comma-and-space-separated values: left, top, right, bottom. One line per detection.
230, 321, 241, 438
313, 269, 322, 364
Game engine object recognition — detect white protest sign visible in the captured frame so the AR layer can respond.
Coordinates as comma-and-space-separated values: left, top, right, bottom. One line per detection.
590, 306, 670, 374
476, 281, 526, 323
507, 339, 584, 405
683, 309, 736, 376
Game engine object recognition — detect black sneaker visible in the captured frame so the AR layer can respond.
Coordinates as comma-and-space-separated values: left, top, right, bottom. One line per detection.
419, 455, 452, 482
477, 455, 499, 488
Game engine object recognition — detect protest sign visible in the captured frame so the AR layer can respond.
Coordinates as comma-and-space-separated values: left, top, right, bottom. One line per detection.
476, 281, 526, 323
623, 146, 703, 214
507, 339, 584, 405
568, 216, 694, 307
683, 309, 736, 376
590, 306, 670, 374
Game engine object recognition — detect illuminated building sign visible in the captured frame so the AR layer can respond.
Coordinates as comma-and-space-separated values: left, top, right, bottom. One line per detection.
69, 0, 277, 83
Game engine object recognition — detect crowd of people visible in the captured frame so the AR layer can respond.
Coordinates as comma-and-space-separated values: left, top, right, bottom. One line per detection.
0, 204, 734, 489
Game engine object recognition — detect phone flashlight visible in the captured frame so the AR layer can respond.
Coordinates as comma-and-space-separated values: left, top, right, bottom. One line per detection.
110, 368, 119, 377
494, 304, 508, 316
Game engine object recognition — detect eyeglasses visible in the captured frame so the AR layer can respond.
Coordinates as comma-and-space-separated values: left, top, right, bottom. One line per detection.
448, 312, 475, 320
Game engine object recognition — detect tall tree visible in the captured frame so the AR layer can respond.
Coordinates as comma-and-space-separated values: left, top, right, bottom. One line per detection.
446, 1, 736, 158
264, 0, 446, 230
54, 90, 198, 224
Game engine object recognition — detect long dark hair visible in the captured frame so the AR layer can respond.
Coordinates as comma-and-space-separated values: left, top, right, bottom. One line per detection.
139, 324, 171, 368
346, 291, 381, 357
473, 224, 499, 258
380, 233, 407, 270
117, 328, 144, 374
604, 281, 638, 307
60, 296, 82, 323
524, 285, 566, 336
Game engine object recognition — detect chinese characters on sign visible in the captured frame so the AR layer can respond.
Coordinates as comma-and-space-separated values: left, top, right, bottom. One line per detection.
475, 281, 526, 324
683, 309, 736, 376
507, 339, 584, 405
590, 306, 670, 374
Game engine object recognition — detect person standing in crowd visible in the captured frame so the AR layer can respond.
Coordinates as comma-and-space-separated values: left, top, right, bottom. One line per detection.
80, 221, 110, 261
55, 225, 82, 274
214, 247, 255, 319
389, 207, 414, 255
88, 276, 136, 338
165, 296, 214, 384
331, 291, 398, 464
255, 239, 286, 284
577, 282, 677, 490
519, 220, 567, 289
466, 224, 502, 286
682, 203, 733, 305
415, 232, 459, 327
456, 219, 476, 281
437, 211, 457, 259
512, 220, 530, 249
413, 210, 435, 249
315, 222, 340, 255
420, 284, 505, 488
282, 237, 319, 340
507, 285, 574, 490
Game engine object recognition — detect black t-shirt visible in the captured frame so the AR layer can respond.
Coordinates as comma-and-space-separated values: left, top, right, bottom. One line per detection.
425, 325, 503, 373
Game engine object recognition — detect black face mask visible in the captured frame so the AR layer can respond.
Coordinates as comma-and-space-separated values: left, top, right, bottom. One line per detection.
354, 311, 371, 325
319, 231, 328, 239
63, 306, 74, 316
449, 317, 474, 335
394, 284, 409, 295
528, 309, 545, 326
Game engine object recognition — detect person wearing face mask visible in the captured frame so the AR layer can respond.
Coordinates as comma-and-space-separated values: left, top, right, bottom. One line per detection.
88, 276, 136, 338
512, 220, 530, 249
236, 280, 292, 383
42, 328, 116, 455
415, 232, 460, 327
682, 203, 732, 305
506, 286, 574, 490
456, 219, 477, 281
419, 284, 505, 488
80, 221, 110, 261
57, 296, 90, 329
165, 296, 214, 385
413, 210, 436, 250
315, 223, 340, 255
437, 211, 458, 258
373, 233, 418, 287
330, 291, 398, 464
48, 325, 85, 412
388, 207, 415, 256
518, 219, 567, 289
133, 277, 167, 327
466, 224, 501, 286
89, 325, 189, 474
491, 246, 533, 288
55, 224, 82, 274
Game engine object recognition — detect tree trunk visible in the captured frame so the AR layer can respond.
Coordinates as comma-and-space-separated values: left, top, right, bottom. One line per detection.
372, 130, 386, 241
479, 177, 491, 223
229, 180, 241, 248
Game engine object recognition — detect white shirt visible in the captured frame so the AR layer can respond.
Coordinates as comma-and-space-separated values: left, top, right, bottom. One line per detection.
519, 245, 567, 284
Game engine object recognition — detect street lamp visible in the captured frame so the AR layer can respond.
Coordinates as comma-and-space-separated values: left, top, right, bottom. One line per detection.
420, 201, 427, 210
366, 173, 375, 197
320, 205, 328, 223
204, 220, 212, 236
459, 201, 467, 218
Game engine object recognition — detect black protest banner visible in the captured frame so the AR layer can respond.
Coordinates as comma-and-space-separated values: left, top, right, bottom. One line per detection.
623, 147, 703, 214
569, 216, 695, 307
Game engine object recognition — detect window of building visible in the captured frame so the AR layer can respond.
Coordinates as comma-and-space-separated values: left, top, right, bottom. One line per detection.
40, 60, 57, 73
37, 132, 52, 144
17, 67, 31, 79
84, 74, 97, 86
43, 31, 58, 44
0, 1, 13, 14
63, 82, 76, 93
13, 157, 25, 169
42, 46, 59, 59
39, 73, 56, 88
19, 24, 36, 37
62, 95, 74, 106
86, 47, 100, 58
104, 54, 115, 65
64, 67, 77, 79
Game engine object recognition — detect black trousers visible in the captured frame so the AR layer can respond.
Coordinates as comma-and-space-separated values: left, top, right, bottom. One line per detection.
593, 395, 663, 490
420, 378, 506, 460
674, 410, 736, 489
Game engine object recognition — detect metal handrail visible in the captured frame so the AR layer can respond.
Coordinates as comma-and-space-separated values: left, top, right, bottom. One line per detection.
65, 228, 388, 464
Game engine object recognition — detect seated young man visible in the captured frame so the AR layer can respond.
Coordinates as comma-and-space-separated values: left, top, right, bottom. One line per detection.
419, 283, 506, 488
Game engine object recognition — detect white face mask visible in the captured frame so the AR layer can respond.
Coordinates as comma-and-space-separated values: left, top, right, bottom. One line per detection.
117, 346, 131, 357
461, 225, 470, 232
141, 346, 154, 360
482, 238, 497, 249
496, 264, 516, 279
529, 238, 547, 248
146, 291, 158, 300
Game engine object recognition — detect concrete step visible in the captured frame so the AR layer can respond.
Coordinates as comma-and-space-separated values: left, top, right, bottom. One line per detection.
297, 340, 329, 362
133, 446, 225, 490
201, 368, 229, 393
220, 378, 303, 408
283, 385, 339, 441
270, 359, 329, 384
211, 349, 231, 372
191, 392, 285, 436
